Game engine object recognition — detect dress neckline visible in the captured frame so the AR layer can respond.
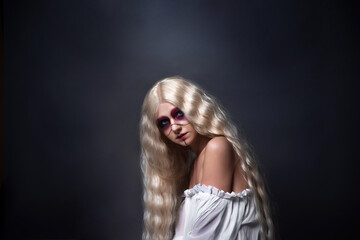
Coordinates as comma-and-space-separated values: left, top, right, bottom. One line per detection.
184, 184, 252, 199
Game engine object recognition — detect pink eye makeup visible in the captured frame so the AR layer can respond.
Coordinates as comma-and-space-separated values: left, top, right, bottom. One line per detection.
171, 108, 186, 120
157, 107, 187, 132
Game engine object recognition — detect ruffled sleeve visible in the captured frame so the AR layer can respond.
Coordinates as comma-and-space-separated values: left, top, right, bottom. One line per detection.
181, 184, 263, 240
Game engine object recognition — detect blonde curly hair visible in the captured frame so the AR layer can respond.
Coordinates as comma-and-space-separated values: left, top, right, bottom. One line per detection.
140, 76, 273, 239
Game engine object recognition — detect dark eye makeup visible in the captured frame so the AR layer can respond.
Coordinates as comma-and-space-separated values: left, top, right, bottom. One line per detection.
172, 108, 185, 120
157, 117, 170, 130
157, 107, 187, 131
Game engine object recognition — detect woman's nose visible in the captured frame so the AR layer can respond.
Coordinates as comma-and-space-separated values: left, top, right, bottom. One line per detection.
171, 123, 181, 133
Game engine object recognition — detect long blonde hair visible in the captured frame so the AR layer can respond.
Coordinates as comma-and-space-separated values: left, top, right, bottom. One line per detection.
140, 76, 273, 239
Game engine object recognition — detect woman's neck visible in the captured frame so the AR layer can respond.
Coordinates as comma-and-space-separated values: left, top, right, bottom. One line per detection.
189, 134, 210, 156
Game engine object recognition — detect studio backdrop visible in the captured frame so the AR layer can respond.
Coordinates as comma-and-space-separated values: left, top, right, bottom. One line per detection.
2, 0, 359, 239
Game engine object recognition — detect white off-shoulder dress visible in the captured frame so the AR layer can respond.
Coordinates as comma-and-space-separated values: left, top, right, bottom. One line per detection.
173, 184, 265, 240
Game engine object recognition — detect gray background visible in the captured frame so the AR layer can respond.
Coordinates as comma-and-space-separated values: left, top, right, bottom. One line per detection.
2, 0, 359, 239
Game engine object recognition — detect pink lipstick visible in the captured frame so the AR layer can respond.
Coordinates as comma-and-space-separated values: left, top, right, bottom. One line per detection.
177, 133, 187, 140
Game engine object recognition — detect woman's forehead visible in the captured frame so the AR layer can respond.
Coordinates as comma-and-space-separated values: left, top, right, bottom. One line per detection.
157, 102, 178, 117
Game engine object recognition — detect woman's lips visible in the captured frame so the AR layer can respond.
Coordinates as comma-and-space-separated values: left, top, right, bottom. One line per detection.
177, 133, 187, 140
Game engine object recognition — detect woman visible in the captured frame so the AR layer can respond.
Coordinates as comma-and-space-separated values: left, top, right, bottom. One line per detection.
140, 76, 273, 240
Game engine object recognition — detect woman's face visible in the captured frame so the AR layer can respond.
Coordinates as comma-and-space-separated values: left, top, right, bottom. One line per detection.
157, 102, 197, 147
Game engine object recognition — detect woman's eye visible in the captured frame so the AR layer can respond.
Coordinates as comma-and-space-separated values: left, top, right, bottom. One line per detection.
158, 118, 170, 129
175, 110, 185, 120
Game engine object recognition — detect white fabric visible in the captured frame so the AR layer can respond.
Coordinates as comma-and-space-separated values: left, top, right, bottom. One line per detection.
173, 184, 264, 240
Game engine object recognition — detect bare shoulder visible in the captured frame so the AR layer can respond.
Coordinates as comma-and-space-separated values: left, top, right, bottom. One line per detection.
200, 136, 235, 192
206, 136, 234, 154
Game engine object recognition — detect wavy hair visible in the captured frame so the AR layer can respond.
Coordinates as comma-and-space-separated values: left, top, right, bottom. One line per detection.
140, 76, 273, 239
